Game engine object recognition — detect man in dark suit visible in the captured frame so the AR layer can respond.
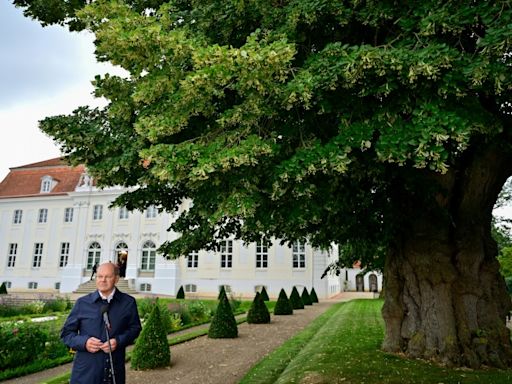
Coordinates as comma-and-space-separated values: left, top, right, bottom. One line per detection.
61, 262, 141, 383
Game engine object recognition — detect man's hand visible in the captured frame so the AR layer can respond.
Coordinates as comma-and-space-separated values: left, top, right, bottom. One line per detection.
100, 338, 117, 353
85, 337, 103, 353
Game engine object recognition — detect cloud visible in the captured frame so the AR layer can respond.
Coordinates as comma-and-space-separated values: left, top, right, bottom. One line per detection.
0, 2, 98, 107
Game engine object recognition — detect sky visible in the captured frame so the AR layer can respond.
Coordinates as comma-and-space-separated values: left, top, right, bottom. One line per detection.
1, 2, 511, 218
0, 1, 114, 181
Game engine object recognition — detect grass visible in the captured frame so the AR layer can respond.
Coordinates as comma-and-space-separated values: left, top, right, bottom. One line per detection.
240, 299, 512, 384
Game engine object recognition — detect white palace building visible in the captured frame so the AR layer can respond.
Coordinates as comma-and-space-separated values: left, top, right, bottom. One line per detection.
0, 158, 382, 299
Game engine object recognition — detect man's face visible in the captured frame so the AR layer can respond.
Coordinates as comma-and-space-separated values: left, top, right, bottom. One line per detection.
96, 263, 119, 296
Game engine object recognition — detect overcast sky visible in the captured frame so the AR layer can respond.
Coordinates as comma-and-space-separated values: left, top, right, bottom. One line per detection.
0, 1, 112, 180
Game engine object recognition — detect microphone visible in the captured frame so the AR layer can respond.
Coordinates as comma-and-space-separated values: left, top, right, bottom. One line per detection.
101, 304, 111, 330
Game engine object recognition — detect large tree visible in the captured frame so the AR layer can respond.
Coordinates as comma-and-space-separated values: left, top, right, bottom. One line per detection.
17, 0, 512, 368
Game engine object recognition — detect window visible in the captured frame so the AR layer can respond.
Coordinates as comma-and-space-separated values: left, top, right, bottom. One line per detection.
141, 240, 156, 271
28, 282, 38, 289
60, 242, 70, 267
3, 281, 12, 289
220, 240, 233, 268
219, 284, 231, 293
41, 176, 52, 193
64, 207, 74, 223
292, 241, 306, 269
7, 243, 17, 268
140, 283, 152, 292
38, 208, 48, 224
13, 209, 22, 224
119, 207, 129, 220
187, 251, 199, 268
256, 241, 269, 269
87, 242, 101, 269
55, 282, 61, 290
93, 205, 103, 220
33, 243, 43, 268
185, 284, 197, 293
145, 205, 158, 219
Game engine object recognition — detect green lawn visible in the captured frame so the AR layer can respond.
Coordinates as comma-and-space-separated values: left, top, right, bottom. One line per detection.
240, 299, 512, 384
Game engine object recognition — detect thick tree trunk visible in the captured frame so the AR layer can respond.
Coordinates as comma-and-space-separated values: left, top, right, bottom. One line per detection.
382, 142, 512, 368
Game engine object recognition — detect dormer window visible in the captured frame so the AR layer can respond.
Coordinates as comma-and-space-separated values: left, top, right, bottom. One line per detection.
41, 176, 54, 193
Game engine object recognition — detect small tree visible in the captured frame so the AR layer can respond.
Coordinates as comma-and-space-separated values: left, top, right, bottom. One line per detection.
131, 299, 171, 370
176, 286, 185, 299
260, 286, 270, 301
274, 289, 293, 315
208, 286, 238, 338
290, 286, 304, 310
301, 287, 313, 306
0, 283, 7, 295
247, 292, 271, 324
310, 287, 319, 303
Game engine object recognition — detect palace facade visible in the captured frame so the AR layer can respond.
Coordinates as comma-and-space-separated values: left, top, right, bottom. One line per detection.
0, 158, 382, 298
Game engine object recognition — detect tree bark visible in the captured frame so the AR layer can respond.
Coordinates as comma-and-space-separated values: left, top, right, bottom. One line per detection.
381, 141, 512, 368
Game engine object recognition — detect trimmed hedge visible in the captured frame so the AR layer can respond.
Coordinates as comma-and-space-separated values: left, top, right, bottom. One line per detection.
290, 287, 304, 309
301, 287, 313, 306
131, 299, 171, 370
247, 292, 270, 324
208, 287, 238, 338
274, 289, 293, 315
176, 286, 185, 299
0, 282, 7, 294
310, 287, 319, 303
260, 286, 270, 301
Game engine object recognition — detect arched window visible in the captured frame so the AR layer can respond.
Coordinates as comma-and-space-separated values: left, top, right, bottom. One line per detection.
141, 241, 156, 271
369, 274, 378, 292
356, 274, 365, 292
87, 242, 101, 269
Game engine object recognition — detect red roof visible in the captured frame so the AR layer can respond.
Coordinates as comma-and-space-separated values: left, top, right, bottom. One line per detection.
0, 157, 85, 199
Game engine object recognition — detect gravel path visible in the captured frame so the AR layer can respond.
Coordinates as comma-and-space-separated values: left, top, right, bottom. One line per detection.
4, 294, 366, 384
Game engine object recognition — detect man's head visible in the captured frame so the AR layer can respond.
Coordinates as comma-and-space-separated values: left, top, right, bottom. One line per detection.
96, 262, 119, 296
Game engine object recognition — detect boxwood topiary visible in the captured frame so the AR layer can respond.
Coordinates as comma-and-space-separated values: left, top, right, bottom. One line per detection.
208, 286, 238, 338
273, 289, 293, 315
247, 292, 270, 324
260, 286, 270, 301
310, 287, 319, 303
290, 286, 304, 310
176, 286, 185, 299
0, 282, 7, 294
301, 287, 313, 306
131, 299, 171, 370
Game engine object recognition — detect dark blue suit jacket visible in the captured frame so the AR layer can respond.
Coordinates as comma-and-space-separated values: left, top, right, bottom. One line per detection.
61, 289, 142, 384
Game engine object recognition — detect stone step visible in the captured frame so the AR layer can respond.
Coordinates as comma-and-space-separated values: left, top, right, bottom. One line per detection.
73, 279, 137, 295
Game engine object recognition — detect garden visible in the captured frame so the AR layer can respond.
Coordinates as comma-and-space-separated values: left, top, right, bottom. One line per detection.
0, 288, 277, 382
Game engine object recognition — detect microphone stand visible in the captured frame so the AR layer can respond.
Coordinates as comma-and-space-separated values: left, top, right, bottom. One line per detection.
101, 307, 117, 384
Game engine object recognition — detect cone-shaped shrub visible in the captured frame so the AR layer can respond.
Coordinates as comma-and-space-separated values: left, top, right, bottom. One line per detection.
310, 287, 319, 303
273, 289, 293, 315
301, 287, 313, 306
176, 286, 185, 299
260, 286, 270, 301
209, 286, 238, 338
290, 286, 304, 309
217, 285, 226, 300
131, 299, 171, 370
0, 282, 7, 294
247, 292, 270, 324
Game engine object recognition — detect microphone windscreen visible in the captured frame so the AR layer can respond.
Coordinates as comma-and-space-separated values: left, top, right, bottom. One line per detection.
100, 304, 109, 314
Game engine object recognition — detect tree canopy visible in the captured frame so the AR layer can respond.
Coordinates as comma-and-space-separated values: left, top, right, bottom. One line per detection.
16, 0, 512, 369
26, 0, 512, 267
